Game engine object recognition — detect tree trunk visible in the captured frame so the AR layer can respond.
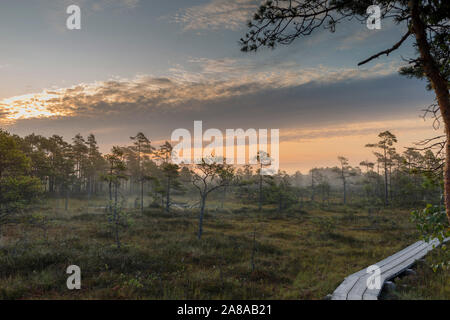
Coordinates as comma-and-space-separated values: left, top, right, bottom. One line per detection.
141, 179, 144, 214
384, 149, 388, 206
341, 168, 346, 205
299, 191, 303, 209
65, 189, 69, 212
197, 195, 206, 239
138, 142, 143, 214
109, 180, 112, 214
343, 179, 346, 205
221, 186, 226, 209
410, 0, 450, 223
251, 227, 256, 272
258, 166, 263, 211
166, 176, 170, 213
87, 178, 91, 214
49, 176, 54, 194
114, 182, 120, 248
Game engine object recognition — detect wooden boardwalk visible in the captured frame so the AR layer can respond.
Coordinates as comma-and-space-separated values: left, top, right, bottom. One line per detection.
331, 238, 448, 300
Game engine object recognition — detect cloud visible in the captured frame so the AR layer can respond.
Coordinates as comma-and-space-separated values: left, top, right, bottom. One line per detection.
3, 71, 433, 158
55, 0, 140, 10
174, 0, 261, 31
279, 118, 435, 143
90, 0, 140, 11
44, 0, 140, 13
0, 59, 402, 125
337, 30, 379, 50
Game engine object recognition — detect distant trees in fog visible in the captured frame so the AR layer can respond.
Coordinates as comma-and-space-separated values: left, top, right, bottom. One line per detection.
0, 128, 444, 242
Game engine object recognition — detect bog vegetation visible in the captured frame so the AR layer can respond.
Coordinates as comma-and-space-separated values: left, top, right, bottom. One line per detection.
0, 128, 448, 299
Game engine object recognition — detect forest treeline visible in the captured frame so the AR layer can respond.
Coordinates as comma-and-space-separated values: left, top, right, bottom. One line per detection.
0, 128, 443, 217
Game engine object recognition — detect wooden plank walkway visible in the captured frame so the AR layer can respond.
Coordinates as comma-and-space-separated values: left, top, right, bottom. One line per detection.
331, 238, 448, 300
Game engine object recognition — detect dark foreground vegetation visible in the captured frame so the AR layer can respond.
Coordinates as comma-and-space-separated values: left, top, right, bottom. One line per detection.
2, 200, 444, 300
381, 248, 450, 299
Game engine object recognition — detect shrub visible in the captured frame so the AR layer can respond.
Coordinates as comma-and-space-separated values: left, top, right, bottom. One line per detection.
411, 204, 450, 271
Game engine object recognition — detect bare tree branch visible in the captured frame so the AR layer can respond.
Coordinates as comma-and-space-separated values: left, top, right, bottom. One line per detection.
358, 30, 411, 66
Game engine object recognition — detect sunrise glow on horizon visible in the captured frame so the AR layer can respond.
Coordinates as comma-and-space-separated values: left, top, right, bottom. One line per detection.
0, 0, 438, 173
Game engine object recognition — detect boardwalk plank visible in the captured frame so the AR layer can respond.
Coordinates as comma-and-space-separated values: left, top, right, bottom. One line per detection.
331, 238, 447, 300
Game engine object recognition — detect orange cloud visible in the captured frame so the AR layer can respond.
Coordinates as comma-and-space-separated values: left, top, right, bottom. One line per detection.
0, 60, 400, 125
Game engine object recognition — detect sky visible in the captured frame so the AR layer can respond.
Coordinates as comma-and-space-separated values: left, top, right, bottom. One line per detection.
0, 0, 441, 173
